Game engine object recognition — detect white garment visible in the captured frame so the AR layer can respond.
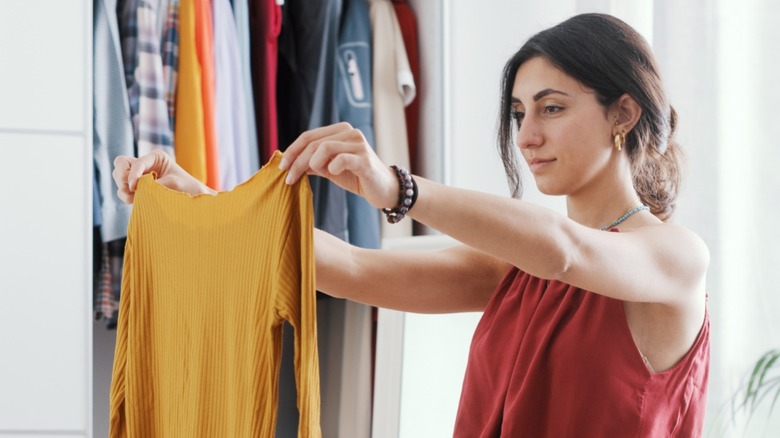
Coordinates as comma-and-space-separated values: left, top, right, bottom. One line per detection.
213, 0, 252, 190
232, 0, 260, 175
156, 0, 170, 38
369, 0, 416, 238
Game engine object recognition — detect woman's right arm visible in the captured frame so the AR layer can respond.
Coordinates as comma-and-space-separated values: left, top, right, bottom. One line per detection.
315, 228, 510, 313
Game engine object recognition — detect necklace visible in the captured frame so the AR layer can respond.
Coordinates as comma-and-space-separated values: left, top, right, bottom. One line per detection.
599, 204, 649, 231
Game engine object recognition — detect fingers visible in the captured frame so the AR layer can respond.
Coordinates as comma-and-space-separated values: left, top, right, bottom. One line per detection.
112, 150, 171, 205
283, 140, 321, 185
280, 122, 353, 170
112, 155, 135, 204
280, 123, 357, 184
127, 153, 152, 191
309, 138, 363, 176
327, 152, 398, 208
326, 153, 363, 176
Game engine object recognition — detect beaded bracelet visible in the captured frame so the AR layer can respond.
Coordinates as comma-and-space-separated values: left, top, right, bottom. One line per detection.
382, 165, 418, 224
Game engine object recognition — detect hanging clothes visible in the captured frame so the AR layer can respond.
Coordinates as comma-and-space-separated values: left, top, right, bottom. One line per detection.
391, 0, 420, 173
213, 0, 252, 190
315, 3, 378, 437
174, 0, 208, 183
94, 0, 135, 245
159, 0, 180, 133
92, 164, 116, 324
338, 0, 380, 250
233, 0, 261, 174
116, 0, 175, 157
156, 0, 171, 37
94, 0, 133, 326
94, 239, 125, 328
276, 5, 381, 438
93, 169, 103, 229
194, 0, 221, 189
116, 0, 141, 145
368, 0, 416, 239
277, 0, 348, 241
249, 0, 282, 164
109, 152, 321, 437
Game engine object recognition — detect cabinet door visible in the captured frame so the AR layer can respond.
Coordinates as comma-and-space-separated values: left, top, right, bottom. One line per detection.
0, 1, 87, 134
0, 0, 92, 436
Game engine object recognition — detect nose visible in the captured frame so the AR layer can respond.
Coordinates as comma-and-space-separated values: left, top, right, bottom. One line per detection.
515, 113, 543, 150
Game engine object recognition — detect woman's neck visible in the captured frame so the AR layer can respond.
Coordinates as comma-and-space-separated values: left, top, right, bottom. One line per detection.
565, 172, 643, 230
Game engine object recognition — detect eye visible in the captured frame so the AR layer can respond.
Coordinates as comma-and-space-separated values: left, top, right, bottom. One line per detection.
543, 105, 563, 114
510, 109, 525, 128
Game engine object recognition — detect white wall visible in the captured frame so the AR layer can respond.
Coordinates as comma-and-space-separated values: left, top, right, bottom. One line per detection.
0, 0, 92, 436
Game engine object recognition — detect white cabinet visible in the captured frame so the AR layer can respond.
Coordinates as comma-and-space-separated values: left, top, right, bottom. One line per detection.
0, 1, 88, 133
0, 0, 92, 436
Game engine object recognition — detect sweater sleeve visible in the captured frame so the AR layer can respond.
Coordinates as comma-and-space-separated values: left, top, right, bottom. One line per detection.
274, 180, 321, 438
108, 236, 132, 438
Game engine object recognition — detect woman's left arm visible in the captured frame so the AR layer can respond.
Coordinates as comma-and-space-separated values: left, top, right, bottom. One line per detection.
281, 123, 709, 306
408, 177, 709, 305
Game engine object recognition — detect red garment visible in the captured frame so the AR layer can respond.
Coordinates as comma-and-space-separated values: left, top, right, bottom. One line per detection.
392, 0, 419, 172
249, 0, 282, 163
455, 267, 710, 437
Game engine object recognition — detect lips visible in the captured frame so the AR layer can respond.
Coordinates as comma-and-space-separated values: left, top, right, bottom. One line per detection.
528, 158, 555, 172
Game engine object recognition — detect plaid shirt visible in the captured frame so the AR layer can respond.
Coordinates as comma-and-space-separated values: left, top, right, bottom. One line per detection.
117, 0, 174, 157
94, 241, 124, 326
117, 0, 140, 133
160, 0, 180, 132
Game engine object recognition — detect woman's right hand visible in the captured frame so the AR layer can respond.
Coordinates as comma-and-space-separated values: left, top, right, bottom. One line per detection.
112, 149, 214, 205
279, 122, 399, 210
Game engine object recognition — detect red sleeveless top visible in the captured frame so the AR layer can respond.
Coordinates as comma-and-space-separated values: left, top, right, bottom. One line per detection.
454, 267, 710, 437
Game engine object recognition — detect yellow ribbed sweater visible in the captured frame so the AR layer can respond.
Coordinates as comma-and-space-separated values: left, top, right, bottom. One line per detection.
109, 151, 321, 437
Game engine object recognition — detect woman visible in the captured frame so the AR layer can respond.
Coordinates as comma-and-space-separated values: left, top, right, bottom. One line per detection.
114, 13, 709, 437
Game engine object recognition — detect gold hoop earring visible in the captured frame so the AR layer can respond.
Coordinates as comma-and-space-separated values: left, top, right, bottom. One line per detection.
614, 132, 625, 151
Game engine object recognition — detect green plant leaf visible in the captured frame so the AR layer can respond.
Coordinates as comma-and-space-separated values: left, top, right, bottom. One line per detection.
763, 377, 780, 417
725, 348, 780, 433
746, 350, 780, 410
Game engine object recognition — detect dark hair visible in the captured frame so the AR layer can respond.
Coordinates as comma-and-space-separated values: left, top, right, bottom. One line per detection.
497, 13, 682, 220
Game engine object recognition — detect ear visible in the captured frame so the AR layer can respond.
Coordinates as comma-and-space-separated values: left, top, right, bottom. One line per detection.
611, 93, 642, 135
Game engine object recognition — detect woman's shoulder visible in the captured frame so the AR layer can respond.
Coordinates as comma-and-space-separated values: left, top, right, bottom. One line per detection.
639, 221, 708, 256
631, 221, 710, 284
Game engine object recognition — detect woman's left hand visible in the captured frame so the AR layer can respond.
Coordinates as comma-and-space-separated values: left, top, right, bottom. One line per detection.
279, 122, 399, 209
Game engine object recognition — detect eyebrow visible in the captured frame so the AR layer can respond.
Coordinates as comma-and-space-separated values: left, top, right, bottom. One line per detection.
511, 88, 570, 104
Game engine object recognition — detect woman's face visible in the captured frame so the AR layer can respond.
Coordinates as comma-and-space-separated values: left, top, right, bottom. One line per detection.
511, 57, 616, 196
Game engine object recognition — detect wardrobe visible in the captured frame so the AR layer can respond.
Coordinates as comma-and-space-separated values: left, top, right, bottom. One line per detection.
0, 0, 626, 436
